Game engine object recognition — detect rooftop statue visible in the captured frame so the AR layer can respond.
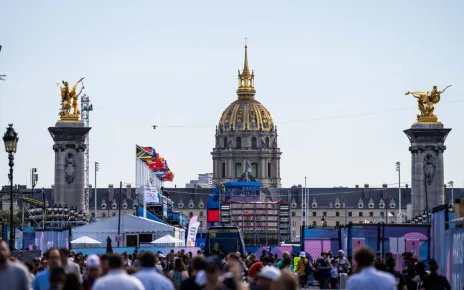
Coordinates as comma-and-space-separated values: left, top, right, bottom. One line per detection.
405, 85, 451, 123
57, 77, 85, 121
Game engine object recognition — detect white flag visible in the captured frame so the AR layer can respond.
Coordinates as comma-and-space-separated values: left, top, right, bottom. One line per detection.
186, 222, 200, 247
144, 189, 159, 203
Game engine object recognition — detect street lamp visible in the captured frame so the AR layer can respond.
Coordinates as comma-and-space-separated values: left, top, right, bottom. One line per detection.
3, 124, 18, 251
447, 181, 454, 205
395, 162, 402, 224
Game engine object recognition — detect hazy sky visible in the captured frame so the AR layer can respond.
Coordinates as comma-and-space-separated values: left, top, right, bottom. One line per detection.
1, 1, 463, 190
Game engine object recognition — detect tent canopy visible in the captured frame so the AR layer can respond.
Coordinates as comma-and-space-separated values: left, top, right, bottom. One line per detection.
70, 236, 101, 244
72, 214, 181, 234
151, 235, 184, 244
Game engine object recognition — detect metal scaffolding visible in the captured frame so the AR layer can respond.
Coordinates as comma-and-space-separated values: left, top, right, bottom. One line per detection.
220, 200, 290, 245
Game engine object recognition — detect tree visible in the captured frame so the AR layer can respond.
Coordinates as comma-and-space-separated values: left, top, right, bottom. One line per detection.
0, 211, 21, 227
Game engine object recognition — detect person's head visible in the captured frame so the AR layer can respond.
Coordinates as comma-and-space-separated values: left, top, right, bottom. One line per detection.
428, 259, 439, 273
328, 251, 333, 258
59, 248, 70, 265
108, 254, 123, 270
226, 253, 243, 281
190, 255, 206, 277
282, 251, 290, 260
247, 261, 264, 283
338, 250, 345, 258
0, 240, 10, 267
85, 254, 101, 278
100, 254, 110, 275
174, 258, 186, 271
279, 257, 291, 270
255, 266, 281, 290
123, 252, 128, 259
49, 267, 66, 289
205, 256, 223, 285
385, 256, 396, 269
63, 273, 83, 290
270, 269, 298, 290
139, 252, 156, 268
262, 256, 271, 266
46, 248, 62, 269
416, 261, 426, 274
354, 247, 375, 269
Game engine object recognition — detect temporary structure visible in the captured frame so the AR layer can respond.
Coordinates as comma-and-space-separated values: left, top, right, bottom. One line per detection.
70, 236, 101, 244
151, 235, 185, 246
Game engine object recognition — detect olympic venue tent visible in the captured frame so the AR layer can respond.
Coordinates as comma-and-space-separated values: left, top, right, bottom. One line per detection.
72, 214, 185, 247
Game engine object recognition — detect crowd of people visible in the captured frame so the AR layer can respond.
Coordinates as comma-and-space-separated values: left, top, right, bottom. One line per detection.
0, 239, 452, 290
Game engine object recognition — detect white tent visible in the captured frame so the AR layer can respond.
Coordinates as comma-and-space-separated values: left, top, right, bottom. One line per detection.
72, 214, 185, 247
151, 235, 185, 246
70, 236, 101, 244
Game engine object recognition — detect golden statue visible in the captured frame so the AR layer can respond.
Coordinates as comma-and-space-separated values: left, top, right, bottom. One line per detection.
57, 78, 85, 121
405, 85, 451, 123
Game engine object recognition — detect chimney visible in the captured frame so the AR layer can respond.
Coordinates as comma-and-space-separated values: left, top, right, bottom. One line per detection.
355, 185, 359, 188
382, 184, 388, 199
108, 184, 114, 201
363, 184, 369, 198
126, 184, 132, 198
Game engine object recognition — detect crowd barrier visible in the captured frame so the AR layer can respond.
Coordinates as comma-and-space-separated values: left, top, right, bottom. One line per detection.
303, 224, 430, 272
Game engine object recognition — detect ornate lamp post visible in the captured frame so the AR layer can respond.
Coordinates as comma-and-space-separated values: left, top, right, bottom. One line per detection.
3, 124, 19, 251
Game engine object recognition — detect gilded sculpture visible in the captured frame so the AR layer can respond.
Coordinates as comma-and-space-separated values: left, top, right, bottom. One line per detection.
57, 77, 85, 121
405, 85, 451, 123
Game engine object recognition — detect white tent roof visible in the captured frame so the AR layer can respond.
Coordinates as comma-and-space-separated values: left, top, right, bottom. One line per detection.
72, 214, 181, 234
70, 236, 101, 244
151, 235, 184, 244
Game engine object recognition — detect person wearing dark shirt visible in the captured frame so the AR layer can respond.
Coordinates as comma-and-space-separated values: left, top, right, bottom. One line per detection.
420, 259, 451, 290
374, 252, 387, 272
180, 255, 206, 290
385, 256, 407, 290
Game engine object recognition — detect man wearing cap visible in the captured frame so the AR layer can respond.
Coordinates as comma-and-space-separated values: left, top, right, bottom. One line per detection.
83, 254, 101, 290
336, 250, 350, 274
296, 252, 309, 288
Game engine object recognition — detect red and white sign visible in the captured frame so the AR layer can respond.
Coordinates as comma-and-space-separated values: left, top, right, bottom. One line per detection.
115, 235, 122, 243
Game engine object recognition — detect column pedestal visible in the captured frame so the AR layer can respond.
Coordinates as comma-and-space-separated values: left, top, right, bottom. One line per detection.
404, 123, 451, 218
48, 121, 91, 211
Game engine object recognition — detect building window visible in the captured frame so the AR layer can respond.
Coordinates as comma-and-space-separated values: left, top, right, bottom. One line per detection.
139, 234, 153, 244
292, 212, 296, 217
265, 137, 270, 148
235, 163, 242, 177
200, 212, 204, 217
221, 163, 226, 178
348, 212, 352, 217
102, 212, 106, 217
391, 212, 395, 217
224, 137, 228, 148
251, 137, 257, 149
336, 212, 340, 217
267, 163, 271, 178
323, 212, 327, 217
236, 137, 242, 149
369, 212, 374, 217
312, 212, 316, 217
251, 162, 258, 177
112, 212, 116, 216
189, 212, 193, 217
380, 212, 384, 217
359, 212, 363, 217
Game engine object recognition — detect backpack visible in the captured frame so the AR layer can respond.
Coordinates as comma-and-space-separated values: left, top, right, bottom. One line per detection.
304, 259, 313, 274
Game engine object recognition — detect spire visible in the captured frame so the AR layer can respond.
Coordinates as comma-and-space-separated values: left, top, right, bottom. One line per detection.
243, 45, 250, 74
237, 43, 256, 100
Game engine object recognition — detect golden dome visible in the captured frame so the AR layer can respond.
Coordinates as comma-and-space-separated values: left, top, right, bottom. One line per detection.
218, 45, 274, 131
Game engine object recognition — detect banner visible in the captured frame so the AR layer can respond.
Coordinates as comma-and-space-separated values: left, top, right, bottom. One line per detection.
187, 222, 201, 247
144, 189, 159, 204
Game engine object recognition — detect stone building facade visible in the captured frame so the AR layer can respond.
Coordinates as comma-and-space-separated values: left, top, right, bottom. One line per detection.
211, 45, 282, 188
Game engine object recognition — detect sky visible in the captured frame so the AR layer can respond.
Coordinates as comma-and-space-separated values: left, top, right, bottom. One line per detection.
1, 1, 464, 190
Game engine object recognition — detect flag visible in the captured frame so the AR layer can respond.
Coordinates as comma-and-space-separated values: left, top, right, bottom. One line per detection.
144, 189, 159, 203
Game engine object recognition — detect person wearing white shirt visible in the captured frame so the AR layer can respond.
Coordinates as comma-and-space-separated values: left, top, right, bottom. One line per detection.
133, 252, 174, 290
347, 247, 396, 290
92, 254, 144, 290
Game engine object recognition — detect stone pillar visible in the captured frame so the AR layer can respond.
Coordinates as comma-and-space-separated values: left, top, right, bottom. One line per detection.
49, 122, 91, 210
404, 123, 450, 217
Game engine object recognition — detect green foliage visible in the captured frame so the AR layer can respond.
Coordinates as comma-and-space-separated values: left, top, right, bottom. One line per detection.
0, 211, 21, 227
